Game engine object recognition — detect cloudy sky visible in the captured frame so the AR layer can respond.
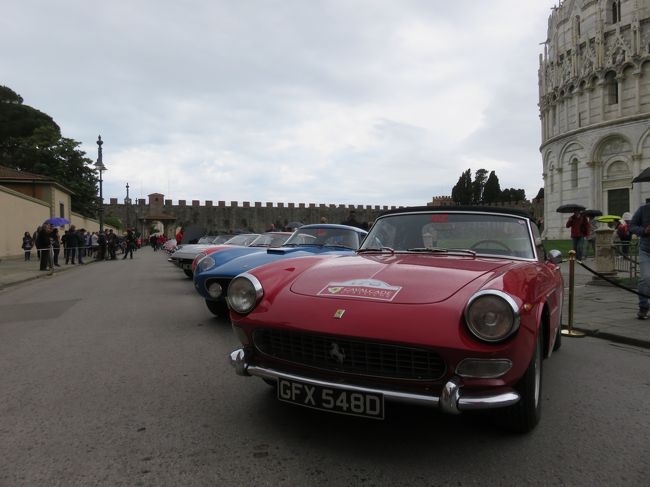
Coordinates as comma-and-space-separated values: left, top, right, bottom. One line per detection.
2, 0, 557, 206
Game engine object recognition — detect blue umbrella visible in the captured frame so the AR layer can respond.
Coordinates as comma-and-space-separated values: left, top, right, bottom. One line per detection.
44, 217, 70, 226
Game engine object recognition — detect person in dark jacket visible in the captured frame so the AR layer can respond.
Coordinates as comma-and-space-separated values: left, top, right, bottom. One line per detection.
51, 228, 61, 267
36, 223, 52, 271
21, 231, 34, 261
65, 226, 78, 264
629, 200, 650, 319
123, 229, 135, 259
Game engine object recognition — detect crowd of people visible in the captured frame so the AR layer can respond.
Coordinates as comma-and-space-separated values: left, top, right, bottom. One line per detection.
565, 210, 632, 261
24, 225, 141, 271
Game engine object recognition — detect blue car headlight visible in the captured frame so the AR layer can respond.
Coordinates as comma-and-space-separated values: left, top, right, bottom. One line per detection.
197, 256, 215, 273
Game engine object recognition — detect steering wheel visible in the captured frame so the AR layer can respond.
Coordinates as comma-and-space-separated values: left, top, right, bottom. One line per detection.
470, 239, 512, 252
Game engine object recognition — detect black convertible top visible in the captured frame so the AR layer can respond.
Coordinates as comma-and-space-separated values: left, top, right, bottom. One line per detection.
379, 205, 533, 219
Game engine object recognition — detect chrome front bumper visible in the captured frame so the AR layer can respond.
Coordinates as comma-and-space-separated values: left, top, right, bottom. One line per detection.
229, 348, 520, 415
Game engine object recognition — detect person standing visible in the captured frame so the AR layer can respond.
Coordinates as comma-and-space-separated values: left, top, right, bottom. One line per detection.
97, 230, 107, 260
629, 200, 650, 319
565, 210, 589, 261
51, 228, 61, 267
77, 229, 86, 265
36, 222, 52, 271
66, 226, 77, 264
21, 231, 34, 261
123, 229, 135, 259
107, 229, 117, 260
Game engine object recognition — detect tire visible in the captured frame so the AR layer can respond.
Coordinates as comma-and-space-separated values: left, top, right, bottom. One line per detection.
553, 321, 562, 352
183, 269, 193, 278
499, 332, 543, 434
205, 299, 229, 317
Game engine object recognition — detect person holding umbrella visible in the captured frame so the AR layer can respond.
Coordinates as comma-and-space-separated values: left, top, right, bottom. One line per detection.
566, 209, 589, 261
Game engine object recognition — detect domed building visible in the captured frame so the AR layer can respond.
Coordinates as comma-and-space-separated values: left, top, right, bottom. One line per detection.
539, 0, 650, 238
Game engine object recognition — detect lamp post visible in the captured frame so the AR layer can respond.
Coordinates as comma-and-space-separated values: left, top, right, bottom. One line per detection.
125, 182, 131, 229
95, 135, 107, 232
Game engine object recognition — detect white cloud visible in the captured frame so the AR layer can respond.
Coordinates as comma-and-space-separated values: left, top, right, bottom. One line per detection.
2, 0, 557, 205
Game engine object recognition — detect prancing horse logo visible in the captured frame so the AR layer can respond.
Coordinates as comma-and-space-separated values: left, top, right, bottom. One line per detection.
329, 343, 346, 364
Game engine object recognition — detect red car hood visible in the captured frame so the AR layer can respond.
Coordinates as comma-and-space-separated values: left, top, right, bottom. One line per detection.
289, 254, 511, 304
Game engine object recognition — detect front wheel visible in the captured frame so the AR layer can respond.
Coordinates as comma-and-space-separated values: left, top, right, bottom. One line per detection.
498, 332, 542, 433
183, 269, 193, 278
205, 299, 229, 317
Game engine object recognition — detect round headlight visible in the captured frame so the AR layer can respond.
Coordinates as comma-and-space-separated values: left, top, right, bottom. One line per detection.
207, 281, 223, 298
197, 256, 215, 273
464, 290, 519, 342
227, 273, 263, 315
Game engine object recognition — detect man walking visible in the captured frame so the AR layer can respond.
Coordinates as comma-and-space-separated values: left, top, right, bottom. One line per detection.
123, 229, 135, 259
629, 200, 650, 319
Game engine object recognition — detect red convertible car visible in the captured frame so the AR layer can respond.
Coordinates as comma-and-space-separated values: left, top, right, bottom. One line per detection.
227, 207, 563, 433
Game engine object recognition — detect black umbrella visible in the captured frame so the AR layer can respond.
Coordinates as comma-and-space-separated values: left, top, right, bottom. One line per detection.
556, 203, 586, 213
632, 167, 650, 183
583, 209, 603, 218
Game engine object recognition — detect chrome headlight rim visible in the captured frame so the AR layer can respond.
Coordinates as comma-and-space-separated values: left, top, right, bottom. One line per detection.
464, 290, 520, 343
227, 273, 263, 315
197, 255, 216, 273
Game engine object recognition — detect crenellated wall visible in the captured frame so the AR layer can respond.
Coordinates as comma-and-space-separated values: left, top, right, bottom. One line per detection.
104, 194, 400, 236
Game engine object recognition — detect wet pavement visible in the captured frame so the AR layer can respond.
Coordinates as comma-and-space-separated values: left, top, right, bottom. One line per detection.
1, 252, 648, 349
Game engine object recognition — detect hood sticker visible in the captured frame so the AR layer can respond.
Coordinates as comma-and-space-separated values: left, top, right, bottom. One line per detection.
318, 279, 402, 301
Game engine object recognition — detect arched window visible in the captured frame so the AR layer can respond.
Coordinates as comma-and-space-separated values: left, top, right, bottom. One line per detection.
571, 159, 579, 188
575, 16, 581, 36
608, 1, 622, 23
605, 71, 618, 104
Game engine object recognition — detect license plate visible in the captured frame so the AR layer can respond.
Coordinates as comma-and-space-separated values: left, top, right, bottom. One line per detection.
277, 378, 384, 419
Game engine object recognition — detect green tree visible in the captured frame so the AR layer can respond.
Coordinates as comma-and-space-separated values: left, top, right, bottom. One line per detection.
0, 86, 99, 217
483, 171, 501, 204
451, 169, 473, 205
472, 168, 488, 204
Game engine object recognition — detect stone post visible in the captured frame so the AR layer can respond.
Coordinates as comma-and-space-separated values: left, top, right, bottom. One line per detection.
594, 227, 616, 277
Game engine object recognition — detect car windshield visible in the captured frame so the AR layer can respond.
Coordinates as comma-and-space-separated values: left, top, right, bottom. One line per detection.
197, 236, 215, 244
224, 234, 260, 246
360, 211, 535, 259
283, 227, 362, 249
249, 233, 291, 247
212, 235, 233, 244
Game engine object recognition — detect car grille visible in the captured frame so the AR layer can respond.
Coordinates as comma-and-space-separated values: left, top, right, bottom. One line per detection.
253, 328, 446, 381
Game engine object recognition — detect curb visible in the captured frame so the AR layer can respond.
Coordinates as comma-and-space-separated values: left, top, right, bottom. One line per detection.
569, 326, 650, 350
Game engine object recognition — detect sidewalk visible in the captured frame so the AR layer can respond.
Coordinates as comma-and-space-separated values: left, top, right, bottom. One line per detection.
1, 253, 648, 349
559, 258, 650, 349
0, 254, 96, 289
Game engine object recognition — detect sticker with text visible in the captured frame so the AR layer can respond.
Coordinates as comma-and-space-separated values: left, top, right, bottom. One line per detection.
318, 279, 402, 301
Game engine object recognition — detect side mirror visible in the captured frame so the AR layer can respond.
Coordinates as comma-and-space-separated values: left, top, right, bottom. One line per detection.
547, 249, 562, 265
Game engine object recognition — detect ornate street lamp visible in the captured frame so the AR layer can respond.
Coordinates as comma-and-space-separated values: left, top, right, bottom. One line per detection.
95, 135, 107, 232
125, 182, 131, 229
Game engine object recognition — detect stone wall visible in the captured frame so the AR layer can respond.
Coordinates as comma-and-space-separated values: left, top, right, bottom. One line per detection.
104, 197, 400, 235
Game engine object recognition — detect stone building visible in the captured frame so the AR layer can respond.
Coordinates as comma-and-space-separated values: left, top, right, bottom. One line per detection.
539, 0, 650, 238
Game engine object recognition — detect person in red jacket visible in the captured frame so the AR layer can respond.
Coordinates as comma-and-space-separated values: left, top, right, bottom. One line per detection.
175, 228, 184, 245
566, 210, 589, 260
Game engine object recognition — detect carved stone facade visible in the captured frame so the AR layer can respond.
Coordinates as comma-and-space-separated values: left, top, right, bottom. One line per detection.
539, 0, 650, 238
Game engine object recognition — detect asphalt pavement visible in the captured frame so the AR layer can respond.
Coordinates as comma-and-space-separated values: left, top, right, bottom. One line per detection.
1, 251, 648, 349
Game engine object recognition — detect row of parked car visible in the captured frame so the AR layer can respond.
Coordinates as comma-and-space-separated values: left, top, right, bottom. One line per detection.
167, 206, 564, 433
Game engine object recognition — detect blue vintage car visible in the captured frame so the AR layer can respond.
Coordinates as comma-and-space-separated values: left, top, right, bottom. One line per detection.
193, 224, 368, 316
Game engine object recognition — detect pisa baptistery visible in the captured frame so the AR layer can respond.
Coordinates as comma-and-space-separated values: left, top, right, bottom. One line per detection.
539, 0, 650, 238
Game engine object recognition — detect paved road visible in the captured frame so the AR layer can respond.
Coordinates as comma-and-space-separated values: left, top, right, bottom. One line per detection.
0, 249, 648, 486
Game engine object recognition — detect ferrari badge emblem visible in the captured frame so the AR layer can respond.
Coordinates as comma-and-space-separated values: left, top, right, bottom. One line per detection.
333, 309, 346, 319
329, 343, 346, 364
